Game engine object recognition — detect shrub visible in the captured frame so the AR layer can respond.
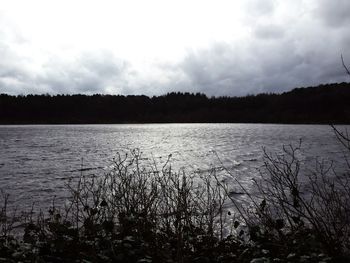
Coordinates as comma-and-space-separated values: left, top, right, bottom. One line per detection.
241, 126, 350, 261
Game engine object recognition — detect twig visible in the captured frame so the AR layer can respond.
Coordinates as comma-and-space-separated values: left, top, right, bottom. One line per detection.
341, 54, 350, 76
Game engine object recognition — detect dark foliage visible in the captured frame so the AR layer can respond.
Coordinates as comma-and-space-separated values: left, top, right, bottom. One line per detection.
1, 82, 350, 124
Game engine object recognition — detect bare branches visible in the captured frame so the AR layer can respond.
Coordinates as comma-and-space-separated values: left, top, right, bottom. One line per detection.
331, 124, 350, 151
341, 54, 350, 76
255, 138, 350, 255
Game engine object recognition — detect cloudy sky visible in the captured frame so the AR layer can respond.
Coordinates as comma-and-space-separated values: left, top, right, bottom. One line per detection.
0, 0, 349, 96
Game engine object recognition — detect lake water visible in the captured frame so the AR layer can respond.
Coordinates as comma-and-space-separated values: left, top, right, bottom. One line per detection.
0, 123, 348, 211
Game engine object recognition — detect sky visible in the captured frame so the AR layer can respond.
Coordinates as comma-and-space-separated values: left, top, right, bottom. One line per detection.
0, 0, 349, 96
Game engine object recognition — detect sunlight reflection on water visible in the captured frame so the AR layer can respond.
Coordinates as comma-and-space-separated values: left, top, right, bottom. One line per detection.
0, 123, 348, 211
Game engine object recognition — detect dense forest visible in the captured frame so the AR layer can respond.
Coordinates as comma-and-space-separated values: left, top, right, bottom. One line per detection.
1, 82, 350, 124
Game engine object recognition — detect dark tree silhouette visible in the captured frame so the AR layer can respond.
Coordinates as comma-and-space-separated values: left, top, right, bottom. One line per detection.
1, 82, 350, 124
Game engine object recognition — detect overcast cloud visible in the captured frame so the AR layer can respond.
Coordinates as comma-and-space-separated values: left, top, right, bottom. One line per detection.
0, 0, 349, 96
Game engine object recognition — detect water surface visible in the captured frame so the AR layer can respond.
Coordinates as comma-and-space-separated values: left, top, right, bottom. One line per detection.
0, 123, 348, 210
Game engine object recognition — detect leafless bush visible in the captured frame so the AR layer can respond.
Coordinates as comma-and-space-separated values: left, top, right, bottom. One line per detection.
55, 149, 230, 260
0, 190, 23, 239
248, 127, 350, 256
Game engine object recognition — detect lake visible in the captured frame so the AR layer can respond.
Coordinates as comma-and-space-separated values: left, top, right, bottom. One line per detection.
0, 123, 348, 211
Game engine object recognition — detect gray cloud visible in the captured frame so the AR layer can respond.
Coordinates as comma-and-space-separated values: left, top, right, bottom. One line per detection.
0, 32, 131, 95
0, 45, 33, 93
177, 23, 350, 96
315, 0, 350, 28
37, 51, 130, 94
253, 24, 284, 40
0, 1, 350, 97
244, 0, 276, 17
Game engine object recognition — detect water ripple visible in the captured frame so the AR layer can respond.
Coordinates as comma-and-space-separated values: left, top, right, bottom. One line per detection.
0, 123, 348, 211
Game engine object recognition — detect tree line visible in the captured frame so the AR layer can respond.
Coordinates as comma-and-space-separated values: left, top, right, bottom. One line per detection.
0, 82, 350, 124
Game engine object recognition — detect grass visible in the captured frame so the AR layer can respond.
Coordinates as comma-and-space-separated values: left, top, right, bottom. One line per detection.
1, 127, 350, 262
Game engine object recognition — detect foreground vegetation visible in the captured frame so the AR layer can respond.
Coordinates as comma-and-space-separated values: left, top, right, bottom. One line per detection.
1, 127, 350, 262
1, 82, 350, 124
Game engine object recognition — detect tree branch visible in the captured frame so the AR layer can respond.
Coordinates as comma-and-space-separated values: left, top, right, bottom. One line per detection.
341, 54, 350, 76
